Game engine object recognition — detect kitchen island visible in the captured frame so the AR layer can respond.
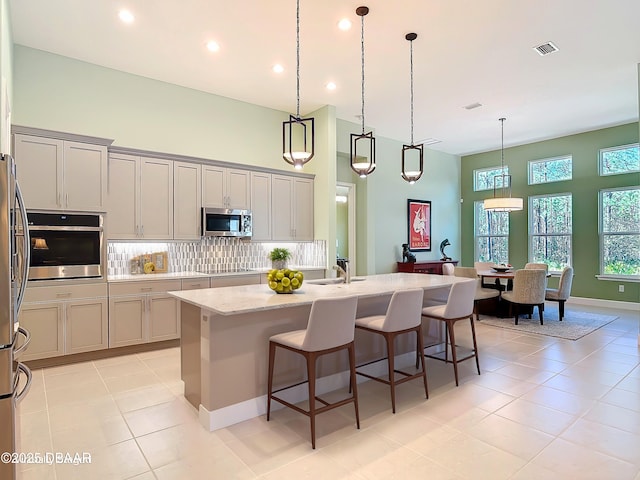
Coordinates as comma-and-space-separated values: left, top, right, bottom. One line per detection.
170, 272, 473, 430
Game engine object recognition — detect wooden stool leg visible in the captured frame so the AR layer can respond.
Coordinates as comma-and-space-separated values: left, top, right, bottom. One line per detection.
385, 333, 397, 413
267, 341, 276, 421
348, 343, 360, 429
469, 315, 481, 375
447, 319, 460, 386
417, 326, 429, 399
307, 352, 317, 449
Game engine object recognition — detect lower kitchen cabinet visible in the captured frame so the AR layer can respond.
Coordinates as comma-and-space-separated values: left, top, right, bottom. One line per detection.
19, 283, 108, 361
210, 274, 261, 288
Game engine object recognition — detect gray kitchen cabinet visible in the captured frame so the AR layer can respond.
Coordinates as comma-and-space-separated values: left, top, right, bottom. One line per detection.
202, 165, 250, 210
13, 133, 108, 212
250, 171, 272, 241
19, 283, 108, 361
271, 174, 314, 241
181, 278, 211, 290
107, 153, 174, 239
210, 274, 261, 288
108, 280, 181, 347
174, 161, 202, 240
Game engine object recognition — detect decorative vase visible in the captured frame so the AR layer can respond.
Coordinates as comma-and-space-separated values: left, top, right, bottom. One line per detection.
272, 260, 287, 270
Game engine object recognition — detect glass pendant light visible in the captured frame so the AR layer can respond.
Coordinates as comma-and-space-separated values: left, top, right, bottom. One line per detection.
282, 0, 315, 170
483, 118, 523, 211
401, 32, 423, 184
350, 6, 376, 178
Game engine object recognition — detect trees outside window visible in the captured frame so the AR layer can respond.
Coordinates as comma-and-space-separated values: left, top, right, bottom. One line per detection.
474, 166, 507, 191
474, 201, 509, 264
600, 187, 640, 276
528, 155, 572, 184
599, 144, 639, 176
529, 194, 572, 272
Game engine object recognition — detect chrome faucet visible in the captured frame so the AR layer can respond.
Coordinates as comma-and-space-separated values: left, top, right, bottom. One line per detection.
333, 260, 351, 284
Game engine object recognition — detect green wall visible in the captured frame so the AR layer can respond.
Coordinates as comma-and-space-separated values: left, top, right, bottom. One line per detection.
461, 123, 640, 303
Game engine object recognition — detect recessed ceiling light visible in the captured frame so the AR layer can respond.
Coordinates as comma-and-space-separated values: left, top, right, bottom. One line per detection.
338, 18, 352, 31
326, 82, 337, 90
272, 64, 284, 74
463, 102, 483, 110
206, 41, 220, 52
118, 9, 134, 24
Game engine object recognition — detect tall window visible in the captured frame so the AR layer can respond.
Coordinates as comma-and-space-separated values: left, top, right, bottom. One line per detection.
528, 155, 572, 184
474, 201, 509, 264
600, 187, 640, 276
474, 166, 508, 191
529, 194, 572, 272
599, 143, 640, 176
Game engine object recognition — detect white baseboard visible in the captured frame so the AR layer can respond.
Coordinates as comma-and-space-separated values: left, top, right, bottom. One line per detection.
565, 296, 640, 312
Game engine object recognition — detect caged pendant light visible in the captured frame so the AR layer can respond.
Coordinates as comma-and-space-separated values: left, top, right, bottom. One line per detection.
401, 32, 423, 184
350, 6, 376, 178
483, 118, 523, 211
282, 0, 315, 170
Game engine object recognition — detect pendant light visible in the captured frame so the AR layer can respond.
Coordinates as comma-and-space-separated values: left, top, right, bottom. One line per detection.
483, 118, 523, 212
401, 32, 423, 184
282, 0, 314, 170
350, 6, 376, 178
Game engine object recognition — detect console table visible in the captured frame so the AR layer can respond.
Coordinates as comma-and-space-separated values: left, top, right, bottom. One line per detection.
397, 260, 458, 275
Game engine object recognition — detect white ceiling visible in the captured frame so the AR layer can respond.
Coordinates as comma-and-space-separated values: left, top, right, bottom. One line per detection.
9, 0, 640, 156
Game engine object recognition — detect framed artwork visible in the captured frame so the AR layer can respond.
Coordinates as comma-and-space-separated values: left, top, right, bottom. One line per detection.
407, 199, 431, 251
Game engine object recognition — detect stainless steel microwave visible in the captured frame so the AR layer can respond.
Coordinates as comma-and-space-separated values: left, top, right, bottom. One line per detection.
201, 208, 252, 238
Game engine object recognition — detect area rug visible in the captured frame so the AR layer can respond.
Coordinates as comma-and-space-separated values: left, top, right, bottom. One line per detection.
478, 310, 618, 340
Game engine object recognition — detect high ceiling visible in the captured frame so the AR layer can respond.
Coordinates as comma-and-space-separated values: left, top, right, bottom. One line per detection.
9, 0, 640, 156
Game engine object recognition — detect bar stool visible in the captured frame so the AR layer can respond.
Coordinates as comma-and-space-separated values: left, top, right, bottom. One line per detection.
421, 279, 479, 386
267, 295, 359, 449
354, 288, 428, 413
453, 266, 500, 321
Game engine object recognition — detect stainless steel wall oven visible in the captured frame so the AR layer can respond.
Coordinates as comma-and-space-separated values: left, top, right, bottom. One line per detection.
26, 212, 104, 281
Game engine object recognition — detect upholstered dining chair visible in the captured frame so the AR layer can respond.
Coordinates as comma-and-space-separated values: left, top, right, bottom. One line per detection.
525, 262, 548, 272
501, 269, 547, 325
354, 288, 428, 413
545, 266, 574, 321
267, 295, 360, 449
453, 266, 500, 321
421, 279, 479, 386
442, 262, 455, 276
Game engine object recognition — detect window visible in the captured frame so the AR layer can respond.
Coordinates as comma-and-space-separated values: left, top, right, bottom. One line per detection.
474, 166, 508, 191
474, 201, 509, 264
599, 143, 640, 176
528, 155, 572, 184
529, 194, 572, 272
599, 187, 640, 276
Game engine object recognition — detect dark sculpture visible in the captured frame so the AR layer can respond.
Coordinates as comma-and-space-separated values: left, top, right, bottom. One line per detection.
440, 239, 452, 261
402, 243, 416, 263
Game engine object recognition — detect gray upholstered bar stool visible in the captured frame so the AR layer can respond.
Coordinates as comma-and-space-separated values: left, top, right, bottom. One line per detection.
421, 279, 479, 386
442, 262, 455, 276
354, 288, 428, 413
454, 266, 500, 321
267, 295, 360, 449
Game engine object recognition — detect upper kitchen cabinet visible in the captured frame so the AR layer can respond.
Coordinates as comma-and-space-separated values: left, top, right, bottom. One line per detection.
108, 153, 174, 239
202, 165, 250, 210
250, 171, 272, 241
13, 131, 110, 212
271, 174, 314, 241
174, 161, 202, 240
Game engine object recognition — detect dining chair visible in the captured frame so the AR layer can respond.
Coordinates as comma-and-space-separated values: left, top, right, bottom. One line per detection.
267, 295, 360, 449
545, 266, 574, 321
442, 262, 455, 276
421, 279, 479, 386
501, 269, 547, 325
525, 262, 548, 272
354, 288, 428, 413
453, 266, 500, 321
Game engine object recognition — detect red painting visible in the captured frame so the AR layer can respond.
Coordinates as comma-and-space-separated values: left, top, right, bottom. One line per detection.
408, 199, 431, 251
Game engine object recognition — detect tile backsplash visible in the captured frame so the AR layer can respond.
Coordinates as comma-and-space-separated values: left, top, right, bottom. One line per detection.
107, 238, 326, 276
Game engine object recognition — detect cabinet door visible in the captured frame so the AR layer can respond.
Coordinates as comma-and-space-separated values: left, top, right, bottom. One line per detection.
19, 303, 64, 361
271, 175, 294, 240
109, 296, 145, 347
64, 141, 107, 211
66, 298, 108, 354
210, 274, 261, 287
140, 157, 174, 239
293, 178, 314, 240
148, 295, 180, 342
107, 153, 139, 239
202, 165, 226, 208
174, 161, 202, 240
250, 171, 271, 240
227, 169, 250, 209
13, 134, 63, 210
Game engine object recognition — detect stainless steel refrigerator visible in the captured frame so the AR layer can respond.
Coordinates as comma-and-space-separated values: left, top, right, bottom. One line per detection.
0, 153, 31, 480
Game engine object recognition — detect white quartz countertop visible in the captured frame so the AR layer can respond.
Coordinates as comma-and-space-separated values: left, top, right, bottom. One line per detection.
169, 273, 473, 316
108, 266, 325, 283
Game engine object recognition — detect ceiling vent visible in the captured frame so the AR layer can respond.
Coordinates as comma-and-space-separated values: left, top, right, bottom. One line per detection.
417, 138, 441, 146
533, 42, 559, 56
463, 102, 483, 110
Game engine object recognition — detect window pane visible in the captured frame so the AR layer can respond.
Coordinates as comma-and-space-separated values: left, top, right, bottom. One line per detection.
474, 167, 507, 191
531, 235, 571, 271
475, 202, 509, 235
603, 234, 640, 275
530, 195, 572, 234
529, 156, 572, 184
600, 144, 640, 175
601, 189, 640, 233
476, 237, 509, 264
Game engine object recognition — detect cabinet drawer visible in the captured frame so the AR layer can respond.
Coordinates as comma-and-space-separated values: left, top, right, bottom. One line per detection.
109, 279, 182, 296
181, 278, 210, 290
24, 283, 108, 303
210, 274, 260, 288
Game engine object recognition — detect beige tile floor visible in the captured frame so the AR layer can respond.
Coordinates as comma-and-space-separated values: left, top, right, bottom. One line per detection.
16, 304, 640, 480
